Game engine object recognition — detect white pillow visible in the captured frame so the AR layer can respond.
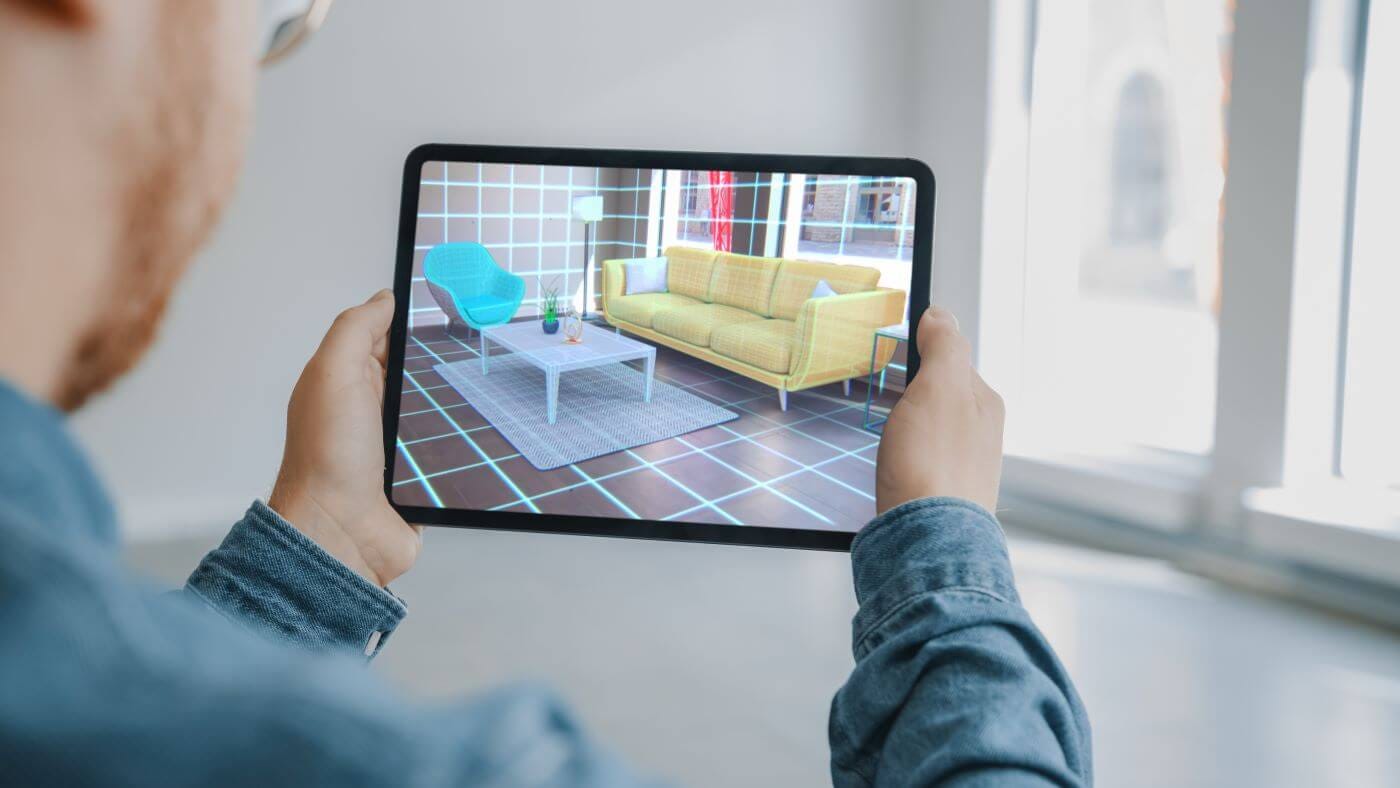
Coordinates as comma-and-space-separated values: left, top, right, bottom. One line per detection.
810, 278, 838, 299
624, 257, 669, 295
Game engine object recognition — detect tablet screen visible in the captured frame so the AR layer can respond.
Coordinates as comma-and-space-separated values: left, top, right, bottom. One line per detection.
387, 149, 929, 543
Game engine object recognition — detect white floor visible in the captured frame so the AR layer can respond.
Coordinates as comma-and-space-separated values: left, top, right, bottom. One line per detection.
129, 523, 1400, 787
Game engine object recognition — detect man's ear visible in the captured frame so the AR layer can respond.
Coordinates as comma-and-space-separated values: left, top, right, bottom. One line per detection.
5, 0, 99, 27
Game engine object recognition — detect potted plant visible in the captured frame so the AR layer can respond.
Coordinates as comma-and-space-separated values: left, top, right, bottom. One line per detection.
540, 279, 561, 334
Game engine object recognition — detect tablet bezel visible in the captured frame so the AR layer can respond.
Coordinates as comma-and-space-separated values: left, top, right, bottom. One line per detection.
384, 144, 934, 551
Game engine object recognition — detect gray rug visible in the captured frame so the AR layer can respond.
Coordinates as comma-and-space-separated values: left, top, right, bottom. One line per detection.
434, 355, 738, 470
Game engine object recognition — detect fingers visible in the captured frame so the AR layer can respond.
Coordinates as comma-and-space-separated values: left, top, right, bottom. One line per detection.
915, 306, 972, 376
318, 290, 395, 365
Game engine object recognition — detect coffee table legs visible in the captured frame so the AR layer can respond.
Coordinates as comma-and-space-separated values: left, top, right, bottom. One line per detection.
643, 351, 654, 403
537, 353, 653, 425
546, 368, 559, 425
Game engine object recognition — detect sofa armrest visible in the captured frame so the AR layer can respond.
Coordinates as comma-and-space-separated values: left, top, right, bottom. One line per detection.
601, 259, 627, 321
788, 288, 906, 391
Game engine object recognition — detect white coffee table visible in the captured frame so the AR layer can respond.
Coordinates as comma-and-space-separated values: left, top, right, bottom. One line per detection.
480, 321, 657, 424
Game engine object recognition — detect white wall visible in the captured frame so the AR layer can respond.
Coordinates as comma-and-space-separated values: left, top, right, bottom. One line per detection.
72, 0, 1000, 539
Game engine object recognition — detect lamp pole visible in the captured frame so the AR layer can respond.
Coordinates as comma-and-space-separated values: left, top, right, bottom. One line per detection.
572, 194, 604, 322
582, 220, 592, 321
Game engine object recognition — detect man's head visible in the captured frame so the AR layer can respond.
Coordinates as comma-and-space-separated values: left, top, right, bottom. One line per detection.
0, 0, 258, 410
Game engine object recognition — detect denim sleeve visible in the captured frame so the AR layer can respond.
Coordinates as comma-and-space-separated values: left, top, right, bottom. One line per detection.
185, 501, 406, 658
1, 505, 660, 786
829, 497, 1093, 787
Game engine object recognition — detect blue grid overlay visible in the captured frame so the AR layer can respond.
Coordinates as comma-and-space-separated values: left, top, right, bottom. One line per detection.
410, 165, 917, 329
392, 323, 905, 531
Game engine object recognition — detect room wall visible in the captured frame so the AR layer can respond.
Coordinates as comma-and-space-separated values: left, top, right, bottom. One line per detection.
410, 163, 651, 326
71, 0, 972, 538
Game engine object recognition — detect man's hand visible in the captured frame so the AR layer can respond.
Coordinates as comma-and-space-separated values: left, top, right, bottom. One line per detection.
268, 290, 421, 587
875, 307, 1005, 516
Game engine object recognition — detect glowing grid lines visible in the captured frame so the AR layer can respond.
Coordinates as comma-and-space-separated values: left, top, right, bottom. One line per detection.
395, 437, 444, 507
392, 322, 892, 529
412, 165, 916, 330
403, 335, 541, 513
413, 163, 655, 328
405, 329, 646, 519
402, 327, 732, 519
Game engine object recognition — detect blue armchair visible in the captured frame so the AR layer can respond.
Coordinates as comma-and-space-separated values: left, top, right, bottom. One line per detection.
423, 243, 525, 337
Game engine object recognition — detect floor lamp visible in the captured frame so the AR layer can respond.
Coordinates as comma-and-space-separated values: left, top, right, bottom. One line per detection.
571, 195, 604, 320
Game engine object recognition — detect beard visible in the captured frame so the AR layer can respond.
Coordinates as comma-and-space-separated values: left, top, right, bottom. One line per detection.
52, 2, 249, 412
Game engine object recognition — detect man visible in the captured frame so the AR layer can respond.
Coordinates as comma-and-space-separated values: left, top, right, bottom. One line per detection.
0, 1, 1091, 785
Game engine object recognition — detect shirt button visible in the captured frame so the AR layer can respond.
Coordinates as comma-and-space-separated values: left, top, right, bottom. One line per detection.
364, 630, 383, 656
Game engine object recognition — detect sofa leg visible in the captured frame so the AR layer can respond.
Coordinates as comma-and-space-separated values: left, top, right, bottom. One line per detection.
843, 379, 852, 397
778, 389, 788, 411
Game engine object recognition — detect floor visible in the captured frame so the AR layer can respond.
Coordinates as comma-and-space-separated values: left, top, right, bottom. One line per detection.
129, 525, 1400, 788
392, 321, 903, 531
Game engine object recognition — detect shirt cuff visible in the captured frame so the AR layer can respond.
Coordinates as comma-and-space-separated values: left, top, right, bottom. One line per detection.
849, 497, 1018, 659
186, 500, 407, 659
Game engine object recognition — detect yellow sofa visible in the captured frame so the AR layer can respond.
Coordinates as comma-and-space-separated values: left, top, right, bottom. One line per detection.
601, 247, 905, 410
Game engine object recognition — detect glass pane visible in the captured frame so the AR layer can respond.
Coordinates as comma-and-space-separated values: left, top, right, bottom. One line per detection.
1017, 0, 1232, 455
794, 176, 915, 262
676, 170, 712, 244
1339, 0, 1400, 487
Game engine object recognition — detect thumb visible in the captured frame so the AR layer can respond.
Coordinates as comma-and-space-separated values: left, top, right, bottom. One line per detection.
318, 290, 396, 364
915, 306, 971, 377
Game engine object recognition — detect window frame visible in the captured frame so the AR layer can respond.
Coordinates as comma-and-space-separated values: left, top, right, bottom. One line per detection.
972, 0, 1400, 587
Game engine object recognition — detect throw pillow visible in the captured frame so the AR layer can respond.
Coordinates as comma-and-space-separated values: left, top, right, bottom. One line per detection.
624, 257, 669, 295
810, 278, 838, 299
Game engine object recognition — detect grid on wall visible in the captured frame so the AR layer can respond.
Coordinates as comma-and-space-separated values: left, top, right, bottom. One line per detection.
411, 165, 918, 329
412, 163, 654, 327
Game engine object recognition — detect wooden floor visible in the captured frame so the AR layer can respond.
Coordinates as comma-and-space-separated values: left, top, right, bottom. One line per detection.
129, 523, 1400, 787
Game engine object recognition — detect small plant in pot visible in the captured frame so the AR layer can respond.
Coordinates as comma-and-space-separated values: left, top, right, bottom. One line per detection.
540, 279, 561, 334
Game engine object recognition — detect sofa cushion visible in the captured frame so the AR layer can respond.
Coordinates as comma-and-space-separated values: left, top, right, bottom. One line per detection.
652, 303, 763, 348
624, 257, 668, 295
711, 319, 798, 374
608, 292, 701, 328
810, 278, 838, 299
709, 253, 781, 316
664, 247, 718, 301
458, 294, 518, 326
768, 259, 881, 321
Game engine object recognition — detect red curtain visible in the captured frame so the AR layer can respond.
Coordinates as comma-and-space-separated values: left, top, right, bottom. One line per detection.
707, 171, 734, 252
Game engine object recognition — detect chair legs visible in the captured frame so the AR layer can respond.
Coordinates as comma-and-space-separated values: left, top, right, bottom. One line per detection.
843, 378, 852, 397
446, 320, 472, 341
778, 389, 788, 411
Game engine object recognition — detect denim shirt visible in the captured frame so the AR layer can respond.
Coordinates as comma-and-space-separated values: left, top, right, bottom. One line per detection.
0, 379, 1090, 786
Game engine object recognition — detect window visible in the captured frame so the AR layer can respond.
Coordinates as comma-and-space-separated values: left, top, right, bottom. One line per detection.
1013, 0, 1232, 456
954, 0, 1400, 593
1338, 0, 1400, 488
794, 175, 914, 262
675, 170, 712, 244
1109, 72, 1171, 246
856, 178, 903, 227
801, 179, 819, 217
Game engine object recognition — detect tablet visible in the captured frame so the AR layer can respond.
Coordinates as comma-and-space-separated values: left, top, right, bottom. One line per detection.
383, 145, 933, 550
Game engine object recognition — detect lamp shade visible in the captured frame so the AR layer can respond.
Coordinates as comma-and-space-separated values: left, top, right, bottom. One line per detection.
571, 195, 604, 223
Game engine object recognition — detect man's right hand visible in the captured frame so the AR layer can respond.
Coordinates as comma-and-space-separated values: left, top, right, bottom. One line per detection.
268, 291, 422, 588
874, 307, 1005, 516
